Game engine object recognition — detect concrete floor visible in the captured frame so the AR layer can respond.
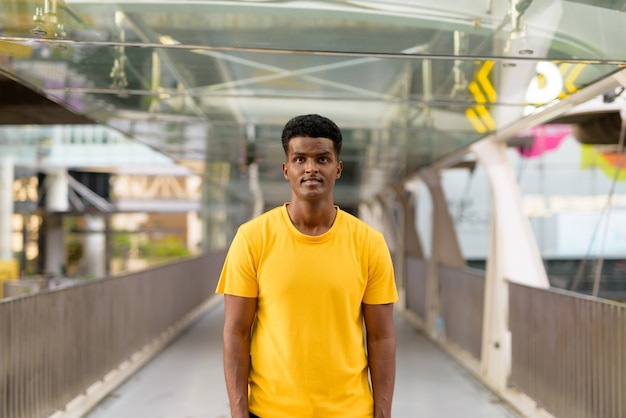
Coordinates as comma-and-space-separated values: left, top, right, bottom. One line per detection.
86, 302, 520, 418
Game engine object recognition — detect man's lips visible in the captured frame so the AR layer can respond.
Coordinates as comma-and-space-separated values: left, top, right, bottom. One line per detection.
302, 177, 322, 184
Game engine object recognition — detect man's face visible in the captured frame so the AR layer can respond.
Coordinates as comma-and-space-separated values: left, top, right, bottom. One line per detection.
282, 136, 343, 202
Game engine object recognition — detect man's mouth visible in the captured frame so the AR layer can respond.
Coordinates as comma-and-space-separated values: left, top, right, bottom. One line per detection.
302, 178, 322, 184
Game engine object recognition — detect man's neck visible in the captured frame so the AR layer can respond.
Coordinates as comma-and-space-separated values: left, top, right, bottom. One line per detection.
286, 201, 337, 236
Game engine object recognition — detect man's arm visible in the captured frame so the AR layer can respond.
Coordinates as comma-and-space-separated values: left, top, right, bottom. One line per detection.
363, 302, 396, 418
223, 294, 257, 418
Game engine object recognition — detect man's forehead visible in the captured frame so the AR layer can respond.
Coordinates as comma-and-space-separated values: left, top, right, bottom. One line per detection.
288, 136, 334, 152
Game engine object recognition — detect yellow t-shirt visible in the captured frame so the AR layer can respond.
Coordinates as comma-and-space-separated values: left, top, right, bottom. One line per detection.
216, 204, 398, 417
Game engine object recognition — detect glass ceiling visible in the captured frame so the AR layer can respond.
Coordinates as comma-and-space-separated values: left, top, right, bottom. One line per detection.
1, 0, 625, 208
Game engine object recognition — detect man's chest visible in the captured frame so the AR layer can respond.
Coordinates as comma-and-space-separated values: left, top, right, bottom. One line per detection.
256, 238, 368, 300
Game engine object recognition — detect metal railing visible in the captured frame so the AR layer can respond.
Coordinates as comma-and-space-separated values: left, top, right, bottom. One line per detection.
0, 252, 225, 418
509, 283, 626, 418
439, 265, 485, 361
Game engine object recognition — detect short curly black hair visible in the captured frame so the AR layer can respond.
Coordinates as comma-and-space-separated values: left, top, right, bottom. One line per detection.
281, 114, 342, 156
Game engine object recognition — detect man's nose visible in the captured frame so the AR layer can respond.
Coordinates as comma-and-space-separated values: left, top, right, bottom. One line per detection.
305, 160, 318, 172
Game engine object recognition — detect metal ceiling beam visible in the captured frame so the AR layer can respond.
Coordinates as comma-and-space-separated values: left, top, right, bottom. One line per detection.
3, 36, 624, 66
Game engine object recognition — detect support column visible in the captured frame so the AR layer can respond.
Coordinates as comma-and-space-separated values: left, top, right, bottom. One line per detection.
394, 185, 424, 311
471, 139, 549, 390
248, 162, 264, 219
376, 191, 403, 301
46, 168, 69, 212
376, 193, 400, 256
84, 214, 106, 278
201, 125, 237, 252
43, 168, 69, 276
0, 156, 18, 298
359, 200, 385, 233
420, 168, 466, 339
44, 215, 66, 276
396, 185, 424, 258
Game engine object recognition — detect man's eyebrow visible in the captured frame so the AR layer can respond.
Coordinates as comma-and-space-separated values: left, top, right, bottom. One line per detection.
291, 150, 333, 156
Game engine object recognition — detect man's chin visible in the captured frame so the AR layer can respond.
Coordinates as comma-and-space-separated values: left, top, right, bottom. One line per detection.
298, 190, 326, 200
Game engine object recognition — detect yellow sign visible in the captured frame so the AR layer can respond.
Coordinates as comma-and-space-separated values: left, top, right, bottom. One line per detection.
466, 61, 588, 133
466, 60, 497, 134
0, 259, 19, 299
558, 62, 586, 98
0, 41, 33, 59
581, 145, 626, 182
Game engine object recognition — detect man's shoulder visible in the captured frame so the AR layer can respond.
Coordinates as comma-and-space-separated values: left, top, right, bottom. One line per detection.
239, 206, 284, 232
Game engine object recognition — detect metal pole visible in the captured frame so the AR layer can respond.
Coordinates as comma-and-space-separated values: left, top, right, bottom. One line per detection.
0, 156, 14, 260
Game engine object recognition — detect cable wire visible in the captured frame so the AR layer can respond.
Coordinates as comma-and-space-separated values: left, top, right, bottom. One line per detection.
571, 104, 626, 295
591, 107, 626, 296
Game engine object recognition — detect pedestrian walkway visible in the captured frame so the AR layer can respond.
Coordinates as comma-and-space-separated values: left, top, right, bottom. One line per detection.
86, 301, 520, 418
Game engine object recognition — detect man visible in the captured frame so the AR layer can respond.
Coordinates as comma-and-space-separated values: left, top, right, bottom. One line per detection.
216, 114, 398, 418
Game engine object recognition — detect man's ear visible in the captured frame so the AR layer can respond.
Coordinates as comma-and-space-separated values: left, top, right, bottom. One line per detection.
282, 162, 288, 180
336, 161, 343, 178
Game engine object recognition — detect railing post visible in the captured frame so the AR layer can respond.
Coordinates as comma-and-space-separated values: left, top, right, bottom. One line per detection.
471, 139, 549, 391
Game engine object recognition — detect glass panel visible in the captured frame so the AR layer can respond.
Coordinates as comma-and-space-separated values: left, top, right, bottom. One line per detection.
1, 1, 624, 58
1, 0, 625, 184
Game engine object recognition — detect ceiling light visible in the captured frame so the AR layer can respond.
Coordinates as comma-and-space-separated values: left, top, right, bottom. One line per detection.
31, 0, 65, 40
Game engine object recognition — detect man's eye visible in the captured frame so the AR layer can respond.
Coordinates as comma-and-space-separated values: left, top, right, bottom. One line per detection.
319, 157, 329, 163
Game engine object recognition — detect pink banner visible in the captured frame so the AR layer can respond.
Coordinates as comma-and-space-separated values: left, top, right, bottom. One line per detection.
516, 124, 571, 158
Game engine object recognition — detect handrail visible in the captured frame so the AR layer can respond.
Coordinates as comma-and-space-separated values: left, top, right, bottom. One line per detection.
509, 282, 626, 418
439, 265, 485, 360
0, 252, 226, 418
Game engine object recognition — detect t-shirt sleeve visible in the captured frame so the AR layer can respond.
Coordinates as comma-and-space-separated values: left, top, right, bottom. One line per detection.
363, 230, 399, 305
215, 227, 259, 297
